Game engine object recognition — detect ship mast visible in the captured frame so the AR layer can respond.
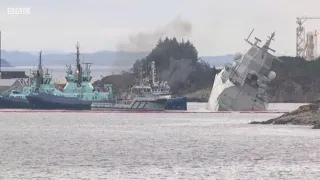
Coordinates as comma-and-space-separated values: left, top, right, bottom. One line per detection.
151, 61, 156, 85
35, 50, 43, 91
261, 32, 276, 53
139, 66, 143, 85
76, 42, 82, 85
38, 50, 43, 75
0, 30, 2, 79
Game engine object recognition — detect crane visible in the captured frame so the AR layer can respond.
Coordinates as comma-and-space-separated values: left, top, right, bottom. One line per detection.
296, 16, 320, 58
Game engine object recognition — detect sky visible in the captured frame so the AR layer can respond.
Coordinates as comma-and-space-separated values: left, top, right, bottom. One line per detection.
1, 0, 320, 56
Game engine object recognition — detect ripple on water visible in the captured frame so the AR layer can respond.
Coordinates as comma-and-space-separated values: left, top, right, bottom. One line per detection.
0, 112, 320, 179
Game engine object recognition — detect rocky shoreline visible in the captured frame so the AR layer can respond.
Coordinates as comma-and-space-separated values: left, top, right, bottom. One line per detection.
249, 103, 320, 129
182, 88, 211, 102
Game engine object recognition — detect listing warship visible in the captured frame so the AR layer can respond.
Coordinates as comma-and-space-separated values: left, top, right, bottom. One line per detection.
207, 30, 282, 111
26, 42, 114, 110
0, 51, 58, 108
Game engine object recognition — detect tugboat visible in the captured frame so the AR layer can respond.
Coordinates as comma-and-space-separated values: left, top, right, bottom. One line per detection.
129, 61, 187, 110
26, 42, 114, 110
0, 51, 58, 108
207, 30, 282, 111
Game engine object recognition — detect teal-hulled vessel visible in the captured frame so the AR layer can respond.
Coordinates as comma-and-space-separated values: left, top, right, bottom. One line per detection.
26, 42, 114, 110
0, 51, 58, 108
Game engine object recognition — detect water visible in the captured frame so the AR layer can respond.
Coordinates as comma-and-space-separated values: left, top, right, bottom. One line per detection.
0, 103, 319, 179
188, 102, 308, 112
1, 66, 131, 83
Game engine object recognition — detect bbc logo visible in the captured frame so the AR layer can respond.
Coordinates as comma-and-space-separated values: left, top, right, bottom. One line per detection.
7, 8, 31, 15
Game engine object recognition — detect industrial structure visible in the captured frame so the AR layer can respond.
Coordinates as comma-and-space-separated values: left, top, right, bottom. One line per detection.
296, 16, 320, 60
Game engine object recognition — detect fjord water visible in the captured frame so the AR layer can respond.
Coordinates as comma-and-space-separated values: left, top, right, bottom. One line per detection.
2, 66, 130, 82
0, 103, 319, 179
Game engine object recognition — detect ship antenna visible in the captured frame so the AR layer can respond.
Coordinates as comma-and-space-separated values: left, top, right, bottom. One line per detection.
151, 61, 156, 85
39, 50, 42, 69
76, 42, 82, 85
35, 50, 43, 91
262, 32, 276, 53
244, 28, 254, 45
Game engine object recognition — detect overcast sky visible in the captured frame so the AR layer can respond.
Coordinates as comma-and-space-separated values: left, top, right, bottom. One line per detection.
1, 0, 320, 56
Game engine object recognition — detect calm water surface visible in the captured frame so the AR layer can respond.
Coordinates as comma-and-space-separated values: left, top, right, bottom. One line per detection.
0, 104, 319, 179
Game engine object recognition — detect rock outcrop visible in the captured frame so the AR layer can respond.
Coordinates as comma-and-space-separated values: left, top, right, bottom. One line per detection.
250, 103, 320, 129
183, 88, 211, 102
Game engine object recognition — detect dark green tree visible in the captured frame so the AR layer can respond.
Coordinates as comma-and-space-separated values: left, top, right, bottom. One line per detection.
132, 37, 216, 94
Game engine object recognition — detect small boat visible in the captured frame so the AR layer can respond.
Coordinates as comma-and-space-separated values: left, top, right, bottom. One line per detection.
91, 96, 167, 111
132, 61, 187, 110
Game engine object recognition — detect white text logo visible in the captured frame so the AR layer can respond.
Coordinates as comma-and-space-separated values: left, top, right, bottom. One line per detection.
7, 8, 31, 15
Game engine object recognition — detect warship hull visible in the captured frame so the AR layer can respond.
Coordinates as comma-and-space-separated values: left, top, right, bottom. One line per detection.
207, 70, 268, 111
26, 92, 112, 110
0, 94, 33, 109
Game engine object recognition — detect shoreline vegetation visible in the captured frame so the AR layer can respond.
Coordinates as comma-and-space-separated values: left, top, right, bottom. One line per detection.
2, 37, 320, 105
249, 103, 320, 129
93, 37, 320, 103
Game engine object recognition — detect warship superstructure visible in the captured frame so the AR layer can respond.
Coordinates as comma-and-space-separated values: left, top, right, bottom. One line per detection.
207, 30, 282, 111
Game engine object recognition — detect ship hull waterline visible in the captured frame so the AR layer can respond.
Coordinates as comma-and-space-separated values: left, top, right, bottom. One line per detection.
207, 70, 268, 111
0, 95, 33, 109
25, 92, 186, 111
23, 92, 187, 110
91, 98, 167, 111
26, 93, 109, 110
0, 95, 188, 110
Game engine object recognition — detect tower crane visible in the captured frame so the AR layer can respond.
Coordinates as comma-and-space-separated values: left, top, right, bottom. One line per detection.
296, 16, 320, 58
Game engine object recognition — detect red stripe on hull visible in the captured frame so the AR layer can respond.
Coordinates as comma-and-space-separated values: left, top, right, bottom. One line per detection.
0, 110, 288, 114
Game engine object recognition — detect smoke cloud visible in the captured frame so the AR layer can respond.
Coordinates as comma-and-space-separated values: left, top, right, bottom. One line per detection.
160, 57, 195, 86
117, 17, 192, 52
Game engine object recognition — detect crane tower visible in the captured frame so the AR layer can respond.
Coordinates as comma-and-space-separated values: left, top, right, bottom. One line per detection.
296, 16, 320, 59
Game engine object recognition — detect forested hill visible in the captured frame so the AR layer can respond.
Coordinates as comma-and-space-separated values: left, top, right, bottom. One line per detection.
94, 37, 219, 96
94, 37, 320, 103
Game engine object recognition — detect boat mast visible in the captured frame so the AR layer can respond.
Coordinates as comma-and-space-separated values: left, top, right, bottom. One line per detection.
151, 61, 156, 85
139, 65, 143, 85
76, 42, 82, 85
261, 32, 276, 53
0, 30, 2, 79
38, 50, 43, 74
35, 50, 43, 91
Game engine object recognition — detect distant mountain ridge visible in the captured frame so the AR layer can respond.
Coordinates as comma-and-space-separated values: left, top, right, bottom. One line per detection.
200, 54, 233, 67
1, 50, 232, 67
0, 58, 13, 67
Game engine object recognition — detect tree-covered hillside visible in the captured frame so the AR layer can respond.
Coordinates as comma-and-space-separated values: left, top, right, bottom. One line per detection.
94, 37, 219, 96
94, 37, 320, 103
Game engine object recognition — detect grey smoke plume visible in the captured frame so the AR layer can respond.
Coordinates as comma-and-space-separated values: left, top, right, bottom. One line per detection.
160, 57, 195, 86
117, 17, 192, 52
